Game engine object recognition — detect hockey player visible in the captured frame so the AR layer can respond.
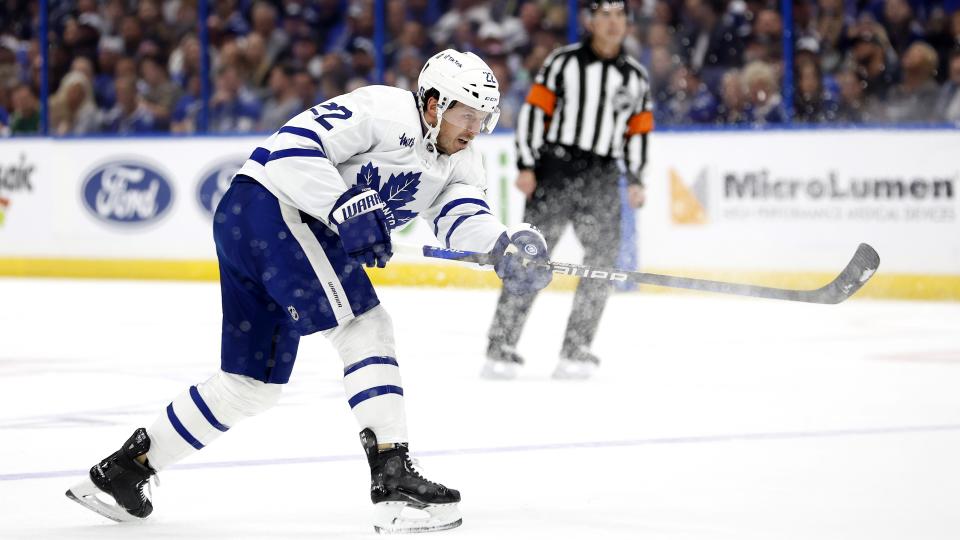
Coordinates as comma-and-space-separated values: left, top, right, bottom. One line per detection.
65, 49, 552, 534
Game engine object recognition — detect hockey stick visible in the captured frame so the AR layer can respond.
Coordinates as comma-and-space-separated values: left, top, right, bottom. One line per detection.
393, 243, 880, 304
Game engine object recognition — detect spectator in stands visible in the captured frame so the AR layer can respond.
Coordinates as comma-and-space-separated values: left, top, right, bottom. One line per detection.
295, 70, 325, 109
649, 45, 677, 106
742, 60, 787, 123
717, 68, 749, 123
49, 70, 100, 135
477, 21, 508, 57
168, 33, 202, 87
287, 31, 323, 80
208, 64, 260, 133
881, 0, 925, 55
70, 56, 96, 87
659, 64, 712, 123
140, 56, 182, 130
99, 0, 125, 36
94, 36, 124, 108
68, 13, 103, 64
431, 0, 490, 47
8, 83, 39, 134
643, 22, 675, 68
679, 0, 745, 76
883, 41, 941, 122
101, 75, 157, 133
318, 50, 349, 95
98, 55, 137, 112
259, 65, 302, 132
119, 14, 144, 56
396, 20, 432, 58
240, 33, 273, 92
206, 0, 249, 46
504, 1, 543, 55
794, 55, 839, 122
135, 0, 173, 54
935, 50, 960, 121
169, 0, 199, 42
849, 28, 899, 101
815, 0, 850, 73
317, 72, 344, 104
0, 37, 18, 89
171, 74, 200, 133
750, 8, 784, 62
834, 67, 877, 122
249, 1, 288, 66
385, 46, 424, 91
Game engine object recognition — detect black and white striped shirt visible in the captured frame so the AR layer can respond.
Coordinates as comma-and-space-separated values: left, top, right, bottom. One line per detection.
515, 40, 653, 185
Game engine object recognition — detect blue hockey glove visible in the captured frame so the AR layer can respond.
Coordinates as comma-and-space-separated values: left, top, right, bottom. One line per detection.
491, 224, 552, 295
329, 185, 392, 268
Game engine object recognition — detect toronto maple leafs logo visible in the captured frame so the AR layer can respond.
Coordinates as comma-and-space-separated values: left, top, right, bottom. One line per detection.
356, 162, 421, 229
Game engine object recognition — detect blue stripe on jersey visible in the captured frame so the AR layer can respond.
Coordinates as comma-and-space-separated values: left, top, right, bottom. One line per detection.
348, 385, 404, 408
166, 403, 204, 449
445, 210, 492, 247
189, 385, 230, 432
267, 148, 327, 162
278, 126, 328, 155
433, 198, 491, 236
343, 356, 399, 377
250, 147, 270, 165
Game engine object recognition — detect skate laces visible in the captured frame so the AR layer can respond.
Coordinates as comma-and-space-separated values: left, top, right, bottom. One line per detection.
402, 453, 445, 490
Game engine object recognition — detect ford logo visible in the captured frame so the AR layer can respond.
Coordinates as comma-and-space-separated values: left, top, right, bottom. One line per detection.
81, 160, 174, 225
196, 159, 244, 216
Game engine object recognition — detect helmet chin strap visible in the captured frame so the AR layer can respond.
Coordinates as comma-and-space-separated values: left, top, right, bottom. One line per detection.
418, 105, 446, 165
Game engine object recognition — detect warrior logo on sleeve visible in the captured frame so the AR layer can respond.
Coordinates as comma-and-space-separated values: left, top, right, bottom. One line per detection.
356, 162, 421, 229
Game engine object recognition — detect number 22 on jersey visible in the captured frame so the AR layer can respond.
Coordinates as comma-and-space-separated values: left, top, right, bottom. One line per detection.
312, 102, 353, 130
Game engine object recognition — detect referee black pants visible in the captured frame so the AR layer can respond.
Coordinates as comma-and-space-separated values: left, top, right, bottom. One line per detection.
488, 147, 622, 355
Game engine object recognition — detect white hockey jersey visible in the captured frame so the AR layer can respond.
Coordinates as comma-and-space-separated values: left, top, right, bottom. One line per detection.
235, 85, 506, 253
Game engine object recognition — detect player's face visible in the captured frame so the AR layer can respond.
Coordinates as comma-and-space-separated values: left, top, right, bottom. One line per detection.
437, 102, 491, 154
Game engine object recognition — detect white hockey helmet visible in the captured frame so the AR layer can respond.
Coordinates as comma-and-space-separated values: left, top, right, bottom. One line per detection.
417, 49, 501, 148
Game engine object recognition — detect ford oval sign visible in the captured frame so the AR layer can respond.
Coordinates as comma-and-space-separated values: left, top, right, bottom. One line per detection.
196, 159, 244, 216
81, 160, 174, 225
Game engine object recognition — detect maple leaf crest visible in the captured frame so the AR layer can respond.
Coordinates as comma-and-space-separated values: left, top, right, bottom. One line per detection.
356, 162, 382, 190
380, 170, 421, 227
355, 162, 421, 229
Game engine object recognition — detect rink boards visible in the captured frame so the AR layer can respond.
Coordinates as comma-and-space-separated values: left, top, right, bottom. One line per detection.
0, 130, 958, 299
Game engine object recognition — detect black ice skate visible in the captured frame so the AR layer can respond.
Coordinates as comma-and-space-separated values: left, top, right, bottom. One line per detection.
554, 345, 600, 379
65, 427, 158, 522
481, 340, 524, 379
360, 428, 461, 534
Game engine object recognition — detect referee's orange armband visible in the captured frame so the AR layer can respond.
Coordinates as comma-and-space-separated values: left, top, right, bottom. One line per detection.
526, 84, 557, 116
626, 111, 654, 136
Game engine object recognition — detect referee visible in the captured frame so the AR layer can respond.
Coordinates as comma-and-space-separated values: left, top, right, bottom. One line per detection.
484, 0, 652, 380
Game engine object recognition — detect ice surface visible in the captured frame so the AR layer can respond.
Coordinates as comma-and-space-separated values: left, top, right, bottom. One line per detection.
1, 278, 959, 539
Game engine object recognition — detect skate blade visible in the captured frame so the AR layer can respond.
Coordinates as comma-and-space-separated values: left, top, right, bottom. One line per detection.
65, 477, 143, 523
372, 501, 462, 534
480, 359, 518, 380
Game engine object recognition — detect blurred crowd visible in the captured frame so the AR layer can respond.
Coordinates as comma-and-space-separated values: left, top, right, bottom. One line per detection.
1, 0, 959, 136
